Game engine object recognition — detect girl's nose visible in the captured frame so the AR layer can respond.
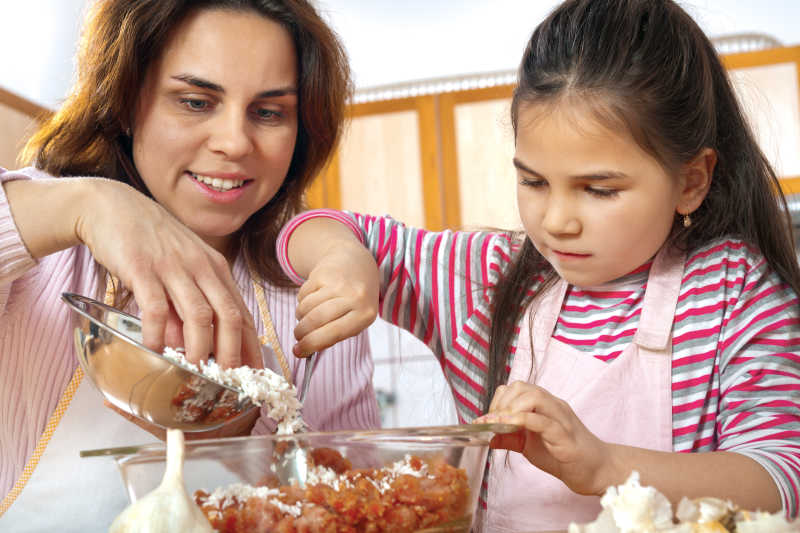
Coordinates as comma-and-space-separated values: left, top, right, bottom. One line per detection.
541, 197, 581, 235
207, 110, 254, 159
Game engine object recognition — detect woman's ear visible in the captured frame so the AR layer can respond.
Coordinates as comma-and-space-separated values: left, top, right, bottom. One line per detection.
677, 147, 716, 215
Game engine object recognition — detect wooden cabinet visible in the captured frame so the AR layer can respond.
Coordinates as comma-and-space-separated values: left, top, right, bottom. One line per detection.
312, 45, 800, 230
0, 87, 47, 169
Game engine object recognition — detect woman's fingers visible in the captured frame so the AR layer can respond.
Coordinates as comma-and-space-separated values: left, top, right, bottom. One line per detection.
130, 276, 171, 354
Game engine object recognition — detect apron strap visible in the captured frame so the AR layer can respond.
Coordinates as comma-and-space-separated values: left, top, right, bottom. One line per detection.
634, 246, 686, 351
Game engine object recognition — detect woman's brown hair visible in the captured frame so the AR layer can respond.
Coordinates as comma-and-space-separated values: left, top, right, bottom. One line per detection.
22, 0, 351, 287
487, 0, 800, 406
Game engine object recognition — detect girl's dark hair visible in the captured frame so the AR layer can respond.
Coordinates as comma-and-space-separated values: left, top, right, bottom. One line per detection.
22, 0, 351, 290
488, 0, 800, 406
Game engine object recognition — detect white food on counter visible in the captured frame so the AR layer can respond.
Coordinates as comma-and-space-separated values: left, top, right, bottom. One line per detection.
568, 471, 797, 533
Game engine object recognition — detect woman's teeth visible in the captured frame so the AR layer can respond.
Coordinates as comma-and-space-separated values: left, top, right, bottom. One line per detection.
191, 172, 245, 191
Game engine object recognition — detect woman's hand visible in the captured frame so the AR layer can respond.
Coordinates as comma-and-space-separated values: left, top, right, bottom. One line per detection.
74, 178, 261, 369
291, 238, 379, 357
474, 381, 613, 496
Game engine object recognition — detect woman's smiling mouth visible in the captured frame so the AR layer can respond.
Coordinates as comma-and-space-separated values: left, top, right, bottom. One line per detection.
188, 171, 249, 192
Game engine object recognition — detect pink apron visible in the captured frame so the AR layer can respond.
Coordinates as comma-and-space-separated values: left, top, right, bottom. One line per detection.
485, 247, 684, 532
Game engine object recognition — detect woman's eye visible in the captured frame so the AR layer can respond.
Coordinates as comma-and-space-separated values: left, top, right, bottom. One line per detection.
586, 187, 618, 198
179, 98, 209, 111
254, 107, 282, 121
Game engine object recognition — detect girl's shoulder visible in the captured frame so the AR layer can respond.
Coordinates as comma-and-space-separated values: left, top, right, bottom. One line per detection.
684, 237, 766, 274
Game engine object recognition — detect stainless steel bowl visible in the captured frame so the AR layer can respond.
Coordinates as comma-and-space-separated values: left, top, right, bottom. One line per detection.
81, 424, 517, 532
62, 292, 258, 432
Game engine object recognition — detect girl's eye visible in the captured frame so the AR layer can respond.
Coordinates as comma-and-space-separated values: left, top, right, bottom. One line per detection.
520, 178, 547, 188
179, 98, 209, 111
586, 186, 619, 198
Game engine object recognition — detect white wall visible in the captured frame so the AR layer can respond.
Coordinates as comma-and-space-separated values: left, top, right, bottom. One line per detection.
1, 1, 799, 109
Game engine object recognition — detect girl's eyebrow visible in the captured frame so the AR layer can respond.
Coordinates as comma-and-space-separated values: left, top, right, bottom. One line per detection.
170, 74, 298, 98
512, 158, 629, 181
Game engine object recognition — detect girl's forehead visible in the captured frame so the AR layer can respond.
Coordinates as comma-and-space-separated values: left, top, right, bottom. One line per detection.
514, 98, 666, 177
516, 97, 634, 147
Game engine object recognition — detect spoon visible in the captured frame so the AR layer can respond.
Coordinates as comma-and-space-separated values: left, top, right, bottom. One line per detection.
297, 352, 318, 403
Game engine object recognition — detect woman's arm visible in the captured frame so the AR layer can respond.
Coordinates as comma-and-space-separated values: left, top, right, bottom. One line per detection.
1, 169, 260, 369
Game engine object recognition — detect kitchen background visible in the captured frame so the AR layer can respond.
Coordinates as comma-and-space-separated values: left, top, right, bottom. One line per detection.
1, 1, 799, 428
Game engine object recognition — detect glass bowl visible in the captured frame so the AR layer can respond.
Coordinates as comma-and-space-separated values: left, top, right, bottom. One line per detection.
81, 424, 516, 532
62, 292, 258, 432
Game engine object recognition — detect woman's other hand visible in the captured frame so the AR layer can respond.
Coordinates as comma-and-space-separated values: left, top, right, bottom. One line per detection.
474, 381, 613, 496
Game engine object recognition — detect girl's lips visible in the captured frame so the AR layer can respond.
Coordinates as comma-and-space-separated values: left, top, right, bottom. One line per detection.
552, 249, 591, 259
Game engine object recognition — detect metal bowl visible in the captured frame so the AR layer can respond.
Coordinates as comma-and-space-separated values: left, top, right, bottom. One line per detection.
81, 424, 516, 532
62, 292, 258, 432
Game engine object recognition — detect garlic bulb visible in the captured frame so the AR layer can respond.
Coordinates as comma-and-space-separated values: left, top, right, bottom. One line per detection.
109, 429, 214, 533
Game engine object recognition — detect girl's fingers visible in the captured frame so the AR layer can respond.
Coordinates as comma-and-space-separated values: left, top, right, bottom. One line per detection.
293, 310, 370, 356
489, 431, 526, 453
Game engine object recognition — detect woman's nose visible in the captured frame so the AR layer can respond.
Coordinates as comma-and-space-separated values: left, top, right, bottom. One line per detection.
207, 110, 254, 159
541, 197, 581, 235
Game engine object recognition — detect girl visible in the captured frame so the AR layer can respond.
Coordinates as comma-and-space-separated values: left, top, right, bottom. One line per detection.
0, 0, 378, 529
276, 0, 800, 531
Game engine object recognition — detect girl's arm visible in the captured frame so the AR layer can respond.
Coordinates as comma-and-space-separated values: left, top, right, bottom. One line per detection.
0, 168, 260, 369
279, 210, 517, 382
279, 210, 380, 357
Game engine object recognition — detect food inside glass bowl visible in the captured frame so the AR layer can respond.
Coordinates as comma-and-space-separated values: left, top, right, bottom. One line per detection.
194, 447, 471, 533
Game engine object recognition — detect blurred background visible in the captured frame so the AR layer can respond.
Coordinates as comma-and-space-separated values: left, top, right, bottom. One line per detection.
1, 1, 799, 427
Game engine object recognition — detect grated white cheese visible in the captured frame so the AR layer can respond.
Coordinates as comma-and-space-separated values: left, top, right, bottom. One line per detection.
201, 483, 305, 517
163, 346, 304, 434
301, 454, 433, 495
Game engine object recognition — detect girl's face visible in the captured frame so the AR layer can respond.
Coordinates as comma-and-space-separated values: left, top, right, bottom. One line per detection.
515, 100, 684, 287
132, 8, 298, 255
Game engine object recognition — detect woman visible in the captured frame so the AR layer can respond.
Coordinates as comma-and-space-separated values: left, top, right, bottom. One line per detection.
0, 1, 378, 529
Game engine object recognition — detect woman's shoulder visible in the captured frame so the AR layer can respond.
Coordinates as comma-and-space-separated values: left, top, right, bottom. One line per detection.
0, 166, 54, 183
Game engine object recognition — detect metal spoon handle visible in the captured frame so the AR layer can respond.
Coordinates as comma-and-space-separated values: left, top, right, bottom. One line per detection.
298, 352, 317, 403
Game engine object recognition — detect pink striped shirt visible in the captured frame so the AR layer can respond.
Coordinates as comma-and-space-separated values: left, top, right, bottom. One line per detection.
278, 209, 800, 517
0, 169, 379, 501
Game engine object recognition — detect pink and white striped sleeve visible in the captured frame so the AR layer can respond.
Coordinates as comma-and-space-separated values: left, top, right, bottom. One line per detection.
276, 208, 365, 285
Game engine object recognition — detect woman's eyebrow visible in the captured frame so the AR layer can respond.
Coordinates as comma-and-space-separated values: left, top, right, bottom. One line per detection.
171, 74, 297, 98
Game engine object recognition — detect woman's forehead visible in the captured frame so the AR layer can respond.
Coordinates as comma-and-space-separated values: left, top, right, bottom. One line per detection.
152, 8, 298, 92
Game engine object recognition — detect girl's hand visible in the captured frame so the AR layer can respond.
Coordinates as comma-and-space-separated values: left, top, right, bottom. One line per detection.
76, 178, 261, 369
291, 238, 379, 356
474, 381, 612, 496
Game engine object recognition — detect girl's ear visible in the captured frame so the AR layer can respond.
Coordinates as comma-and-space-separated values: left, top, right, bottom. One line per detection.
677, 147, 716, 215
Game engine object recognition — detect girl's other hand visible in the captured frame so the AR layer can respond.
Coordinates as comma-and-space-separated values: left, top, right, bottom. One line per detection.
474, 381, 612, 496
76, 178, 261, 370
292, 238, 379, 356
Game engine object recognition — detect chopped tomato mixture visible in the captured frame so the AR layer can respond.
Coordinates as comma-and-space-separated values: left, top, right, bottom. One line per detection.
195, 449, 471, 533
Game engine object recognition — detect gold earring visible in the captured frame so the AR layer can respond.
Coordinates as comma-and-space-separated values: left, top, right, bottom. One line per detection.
683, 214, 692, 228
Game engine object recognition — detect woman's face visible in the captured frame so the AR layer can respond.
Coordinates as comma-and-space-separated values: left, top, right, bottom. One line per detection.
515, 100, 684, 287
132, 8, 298, 254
